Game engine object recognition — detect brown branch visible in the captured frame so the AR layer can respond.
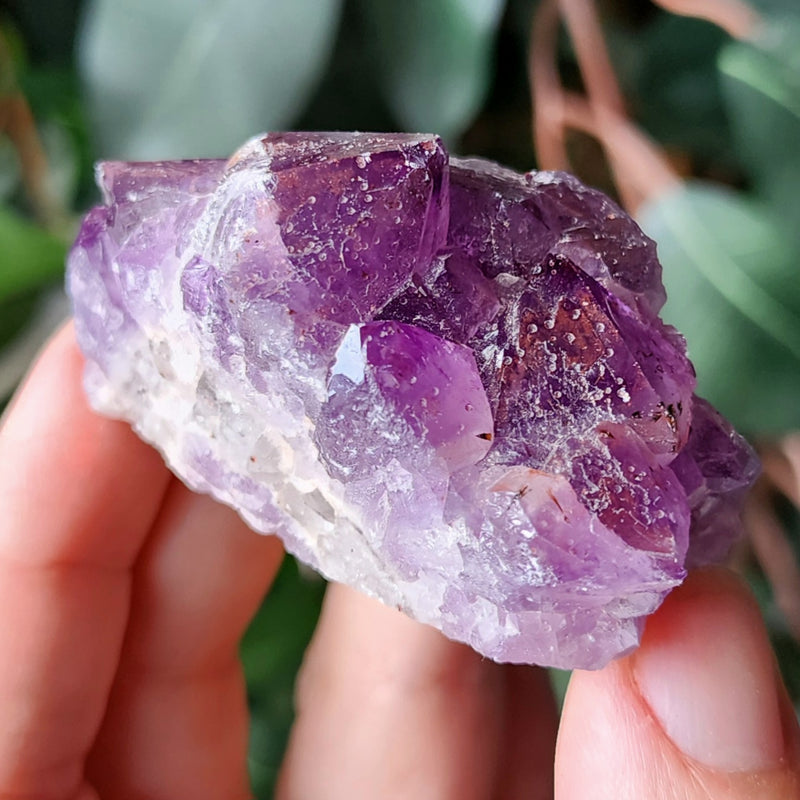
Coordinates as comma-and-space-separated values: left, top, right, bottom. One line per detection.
528, 0, 680, 213
561, 93, 680, 212
761, 445, 800, 508
529, 0, 569, 171
779, 433, 800, 507
726, 532, 753, 577
0, 31, 64, 231
557, 0, 680, 212
651, 0, 762, 40
528, 0, 761, 210
744, 481, 800, 642
558, 0, 626, 116
1, 95, 62, 229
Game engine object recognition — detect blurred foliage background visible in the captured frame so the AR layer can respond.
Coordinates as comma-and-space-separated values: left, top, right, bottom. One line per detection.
1, 0, 800, 795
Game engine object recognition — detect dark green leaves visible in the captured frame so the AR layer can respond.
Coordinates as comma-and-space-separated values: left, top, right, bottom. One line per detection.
640, 181, 800, 432
0, 206, 66, 303
3, 0, 83, 65
643, 14, 800, 432
241, 557, 325, 797
79, 0, 344, 159
719, 16, 800, 239
358, 0, 505, 142
0, 209, 67, 401
626, 14, 732, 163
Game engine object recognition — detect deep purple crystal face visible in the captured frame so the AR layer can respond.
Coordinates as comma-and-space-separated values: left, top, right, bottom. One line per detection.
66, 132, 759, 669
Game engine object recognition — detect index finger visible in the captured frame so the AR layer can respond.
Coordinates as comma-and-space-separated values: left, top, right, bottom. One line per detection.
0, 323, 171, 797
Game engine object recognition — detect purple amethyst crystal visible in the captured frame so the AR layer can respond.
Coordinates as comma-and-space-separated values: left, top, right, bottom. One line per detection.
66, 132, 759, 669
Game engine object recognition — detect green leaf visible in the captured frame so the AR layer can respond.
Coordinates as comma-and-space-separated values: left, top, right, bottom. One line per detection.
0, 206, 66, 302
241, 556, 325, 798
719, 17, 800, 227
78, 0, 344, 160
0, 138, 21, 202
292, 1, 397, 134
358, 0, 506, 142
19, 67, 96, 204
639, 181, 800, 433
748, 0, 800, 14
0, 293, 40, 355
627, 15, 732, 163
4, 0, 83, 66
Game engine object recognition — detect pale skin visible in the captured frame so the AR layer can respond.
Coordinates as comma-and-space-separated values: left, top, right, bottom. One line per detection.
0, 323, 799, 800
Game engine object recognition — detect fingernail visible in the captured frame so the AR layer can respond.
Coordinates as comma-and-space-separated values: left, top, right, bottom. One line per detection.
633, 570, 785, 772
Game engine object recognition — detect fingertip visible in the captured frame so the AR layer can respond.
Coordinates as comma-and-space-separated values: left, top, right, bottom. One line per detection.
556, 568, 800, 800
632, 568, 785, 773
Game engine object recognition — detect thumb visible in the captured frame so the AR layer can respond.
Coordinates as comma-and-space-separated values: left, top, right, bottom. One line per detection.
555, 568, 800, 800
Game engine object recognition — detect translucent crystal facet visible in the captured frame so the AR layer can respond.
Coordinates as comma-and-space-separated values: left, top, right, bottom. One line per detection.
67, 133, 758, 669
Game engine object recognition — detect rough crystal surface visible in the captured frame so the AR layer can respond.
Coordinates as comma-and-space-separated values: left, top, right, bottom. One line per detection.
67, 132, 759, 669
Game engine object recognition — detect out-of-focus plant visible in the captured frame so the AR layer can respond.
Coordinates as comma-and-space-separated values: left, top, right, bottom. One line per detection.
80, 0, 344, 159
2, 0, 800, 796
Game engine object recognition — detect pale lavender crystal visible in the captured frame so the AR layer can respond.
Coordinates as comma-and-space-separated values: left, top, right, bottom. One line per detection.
66, 132, 758, 669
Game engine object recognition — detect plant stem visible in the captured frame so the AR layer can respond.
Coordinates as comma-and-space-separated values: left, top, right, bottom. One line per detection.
529, 0, 569, 171
558, 0, 626, 116
528, 0, 679, 212
560, 93, 679, 211
745, 478, 800, 642
0, 30, 66, 233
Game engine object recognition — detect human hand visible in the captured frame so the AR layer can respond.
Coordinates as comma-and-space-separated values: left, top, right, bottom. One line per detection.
1, 323, 798, 799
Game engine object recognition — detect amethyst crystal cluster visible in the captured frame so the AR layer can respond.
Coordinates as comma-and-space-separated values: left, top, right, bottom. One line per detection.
67, 133, 757, 669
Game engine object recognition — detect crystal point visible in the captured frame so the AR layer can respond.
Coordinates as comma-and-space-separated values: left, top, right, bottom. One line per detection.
67, 133, 757, 669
